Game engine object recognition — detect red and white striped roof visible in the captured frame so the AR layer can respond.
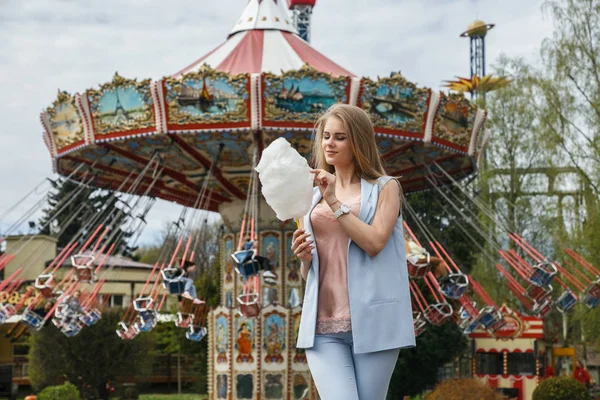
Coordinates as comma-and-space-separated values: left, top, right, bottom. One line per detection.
172, 0, 354, 78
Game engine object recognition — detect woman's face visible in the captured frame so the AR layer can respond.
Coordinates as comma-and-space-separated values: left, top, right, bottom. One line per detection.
322, 116, 353, 168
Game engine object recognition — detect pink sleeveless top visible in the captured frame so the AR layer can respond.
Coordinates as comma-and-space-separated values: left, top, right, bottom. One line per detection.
310, 196, 360, 334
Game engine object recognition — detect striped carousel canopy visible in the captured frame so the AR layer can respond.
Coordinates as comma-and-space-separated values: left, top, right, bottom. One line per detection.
172, 0, 354, 78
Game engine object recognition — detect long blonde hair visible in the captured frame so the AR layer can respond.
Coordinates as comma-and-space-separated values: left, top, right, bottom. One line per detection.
311, 104, 387, 181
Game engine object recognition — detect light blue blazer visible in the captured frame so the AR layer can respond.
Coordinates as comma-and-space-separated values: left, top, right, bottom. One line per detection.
296, 176, 416, 354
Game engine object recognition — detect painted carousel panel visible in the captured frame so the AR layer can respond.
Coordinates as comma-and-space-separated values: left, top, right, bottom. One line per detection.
46, 91, 85, 152
165, 67, 250, 128
263, 372, 286, 400
234, 314, 256, 364
235, 373, 254, 400
433, 92, 477, 151
263, 66, 349, 125
361, 73, 429, 135
87, 74, 155, 138
214, 312, 230, 365
263, 309, 287, 365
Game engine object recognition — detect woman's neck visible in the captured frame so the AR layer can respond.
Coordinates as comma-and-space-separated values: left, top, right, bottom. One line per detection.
334, 165, 360, 188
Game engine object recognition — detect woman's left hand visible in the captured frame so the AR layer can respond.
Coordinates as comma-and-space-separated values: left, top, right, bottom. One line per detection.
311, 169, 338, 205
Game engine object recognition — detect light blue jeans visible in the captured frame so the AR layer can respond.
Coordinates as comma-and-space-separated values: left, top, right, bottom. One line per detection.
183, 277, 196, 298
306, 331, 399, 400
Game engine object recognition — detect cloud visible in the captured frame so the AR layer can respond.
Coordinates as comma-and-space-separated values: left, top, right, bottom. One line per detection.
0, 0, 554, 245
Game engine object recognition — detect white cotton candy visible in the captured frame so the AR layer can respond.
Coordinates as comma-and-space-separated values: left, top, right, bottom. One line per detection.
255, 137, 313, 221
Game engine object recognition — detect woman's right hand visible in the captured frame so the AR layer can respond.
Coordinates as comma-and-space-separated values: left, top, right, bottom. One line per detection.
291, 228, 314, 265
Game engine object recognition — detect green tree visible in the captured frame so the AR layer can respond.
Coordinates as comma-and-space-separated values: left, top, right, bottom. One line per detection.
28, 309, 155, 400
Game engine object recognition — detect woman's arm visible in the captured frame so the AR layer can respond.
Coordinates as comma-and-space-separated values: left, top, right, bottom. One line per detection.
334, 179, 400, 257
297, 218, 311, 280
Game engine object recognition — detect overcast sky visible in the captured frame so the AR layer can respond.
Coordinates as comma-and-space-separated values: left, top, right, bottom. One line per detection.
0, 0, 555, 246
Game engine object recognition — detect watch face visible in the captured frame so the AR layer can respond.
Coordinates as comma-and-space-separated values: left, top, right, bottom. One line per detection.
341, 204, 350, 213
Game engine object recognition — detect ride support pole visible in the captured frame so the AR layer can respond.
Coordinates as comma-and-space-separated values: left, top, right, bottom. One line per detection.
0, 268, 23, 292
564, 248, 600, 276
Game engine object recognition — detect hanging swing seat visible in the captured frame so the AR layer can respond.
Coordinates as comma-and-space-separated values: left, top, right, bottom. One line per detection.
161, 267, 186, 295
80, 308, 102, 326
459, 315, 482, 334
175, 312, 194, 329
237, 292, 260, 318
186, 325, 208, 342
532, 297, 553, 318
35, 273, 57, 299
477, 306, 505, 333
116, 321, 138, 340
556, 290, 577, 313
585, 279, 600, 299
406, 250, 433, 279
413, 311, 427, 337
526, 284, 552, 303
133, 296, 154, 312
0, 303, 16, 324
71, 254, 97, 283
134, 310, 157, 332
583, 292, 600, 309
21, 308, 44, 331
423, 302, 453, 326
232, 249, 260, 279
527, 262, 557, 287
439, 273, 469, 299
61, 320, 84, 337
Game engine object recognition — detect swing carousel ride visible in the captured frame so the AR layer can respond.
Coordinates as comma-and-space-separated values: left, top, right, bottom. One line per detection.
0, 0, 598, 399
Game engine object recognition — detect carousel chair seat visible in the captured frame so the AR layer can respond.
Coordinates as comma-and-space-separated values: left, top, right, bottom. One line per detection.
439, 273, 469, 299
583, 292, 600, 309
80, 308, 102, 326
237, 292, 260, 318
532, 297, 553, 318
406, 244, 433, 279
477, 306, 506, 333
175, 312, 194, 329
527, 262, 557, 287
585, 279, 600, 299
0, 303, 16, 324
186, 325, 208, 342
35, 273, 57, 299
161, 267, 186, 294
21, 308, 44, 331
116, 321, 138, 340
61, 319, 84, 337
526, 283, 552, 303
413, 311, 427, 337
133, 296, 154, 313
423, 302, 453, 326
71, 254, 97, 283
134, 311, 157, 333
556, 290, 577, 313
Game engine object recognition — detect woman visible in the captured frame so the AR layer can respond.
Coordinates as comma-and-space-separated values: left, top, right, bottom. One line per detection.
291, 104, 415, 400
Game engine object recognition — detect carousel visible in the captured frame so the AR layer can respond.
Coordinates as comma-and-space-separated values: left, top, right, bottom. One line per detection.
0, 1, 597, 400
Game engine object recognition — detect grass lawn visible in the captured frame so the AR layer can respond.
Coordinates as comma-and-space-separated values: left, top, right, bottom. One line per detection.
139, 395, 208, 400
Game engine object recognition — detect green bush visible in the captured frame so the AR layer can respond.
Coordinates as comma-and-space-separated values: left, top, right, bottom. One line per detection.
532, 376, 591, 400
37, 381, 80, 400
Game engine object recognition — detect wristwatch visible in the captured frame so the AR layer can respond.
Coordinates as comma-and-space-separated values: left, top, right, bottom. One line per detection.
333, 203, 350, 220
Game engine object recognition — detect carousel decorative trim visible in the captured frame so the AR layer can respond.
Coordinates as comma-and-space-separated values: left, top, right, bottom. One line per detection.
46, 91, 85, 153
424, 90, 440, 143
75, 93, 94, 145
87, 73, 156, 138
40, 112, 57, 158
164, 65, 250, 128
262, 64, 349, 125
151, 80, 167, 134
208, 309, 214, 400
250, 73, 261, 130
468, 108, 486, 156
360, 72, 429, 135
432, 92, 477, 151
348, 77, 361, 106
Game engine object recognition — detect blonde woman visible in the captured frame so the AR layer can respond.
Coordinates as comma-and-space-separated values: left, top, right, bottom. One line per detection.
291, 104, 415, 399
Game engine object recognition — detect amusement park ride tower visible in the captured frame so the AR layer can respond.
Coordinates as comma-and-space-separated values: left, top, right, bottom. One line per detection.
460, 20, 495, 79
287, 0, 316, 42
40, 1, 488, 398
